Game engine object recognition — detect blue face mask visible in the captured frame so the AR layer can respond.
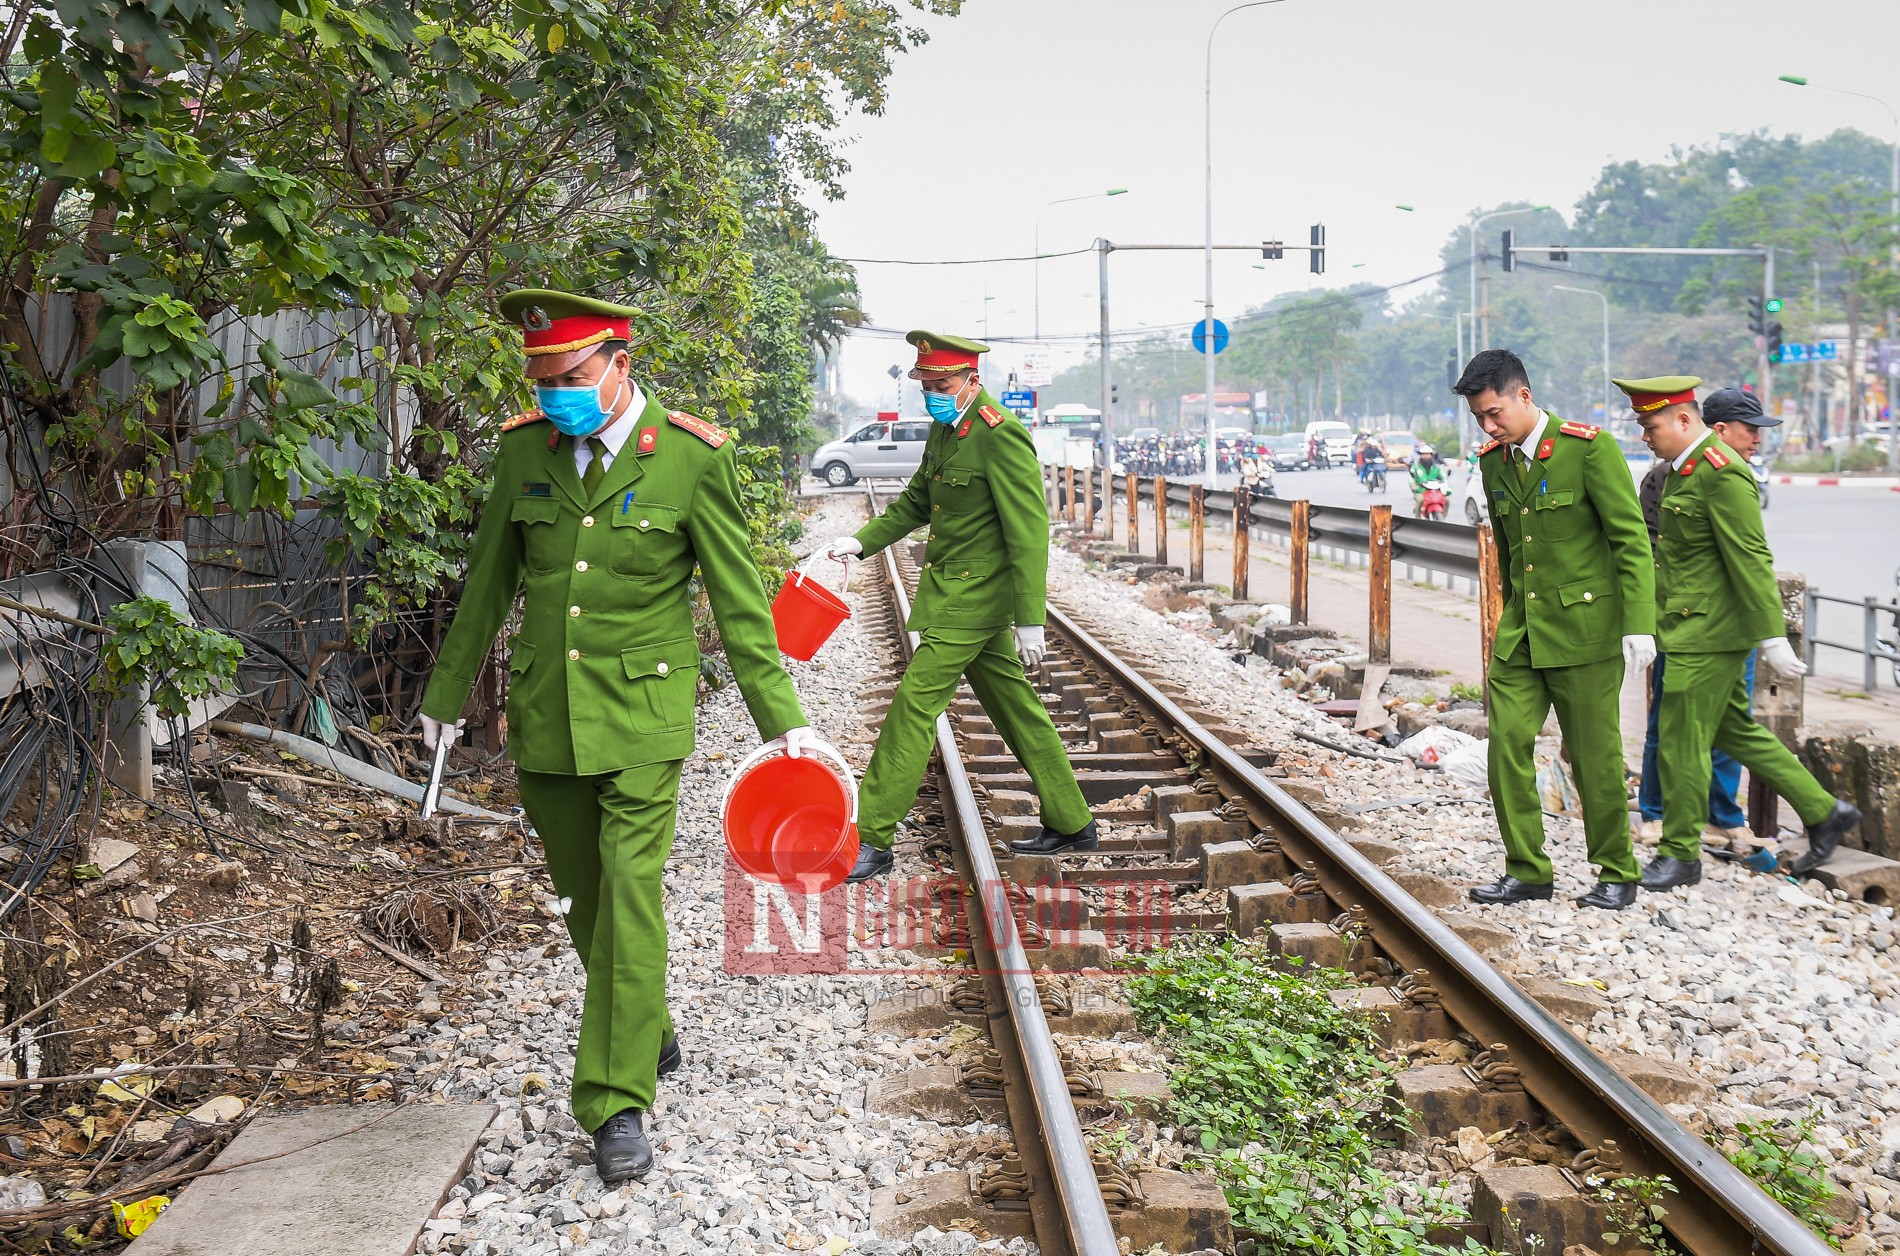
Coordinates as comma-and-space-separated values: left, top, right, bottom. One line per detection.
537, 372, 624, 438
924, 382, 970, 425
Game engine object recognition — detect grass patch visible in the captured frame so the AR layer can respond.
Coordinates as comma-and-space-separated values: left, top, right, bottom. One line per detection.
1775, 444, 1893, 474
1126, 937, 1496, 1255
1708, 1111, 1842, 1247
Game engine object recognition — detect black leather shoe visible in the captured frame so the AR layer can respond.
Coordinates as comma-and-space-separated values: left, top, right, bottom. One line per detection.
1788, 800, 1861, 876
1467, 876, 1554, 905
591, 1109, 652, 1185
845, 843, 894, 883
1008, 818, 1100, 855
1639, 855, 1702, 891
657, 1036, 680, 1077
1575, 881, 1638, 910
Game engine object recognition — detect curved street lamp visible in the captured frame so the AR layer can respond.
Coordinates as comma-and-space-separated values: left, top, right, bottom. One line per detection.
1034, 188, 1127, 339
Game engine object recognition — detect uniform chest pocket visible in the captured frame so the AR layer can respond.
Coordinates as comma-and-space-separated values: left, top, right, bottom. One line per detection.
1658, 496, 1707, 547
1532, 488, 1579, 539
610, 503, 682, 579
510, 496, 563, 573
934, 465, 985, 504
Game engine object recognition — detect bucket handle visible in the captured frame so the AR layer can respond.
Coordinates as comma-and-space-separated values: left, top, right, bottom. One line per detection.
719, 734, 858, 823
792, 551, 853, 596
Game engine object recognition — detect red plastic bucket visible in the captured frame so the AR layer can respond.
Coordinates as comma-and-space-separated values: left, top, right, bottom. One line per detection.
721, 737, 859, 894
772, 556, 852, 661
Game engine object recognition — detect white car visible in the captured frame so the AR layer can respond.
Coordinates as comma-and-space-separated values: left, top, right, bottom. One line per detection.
1302, 420, 1355, 467
811, 418, 933, 487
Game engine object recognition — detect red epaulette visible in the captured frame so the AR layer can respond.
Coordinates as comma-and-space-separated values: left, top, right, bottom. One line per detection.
1559, 421, 1600, 440
667, 410, 728, 448
1479, 439, 1502, 455
1704, 445, 1730, 469
500, 409, 547, 432
979, 404, 1006, 428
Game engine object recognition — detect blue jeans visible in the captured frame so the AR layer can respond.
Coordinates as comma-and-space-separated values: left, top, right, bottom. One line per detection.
1639, 651, 1752, 828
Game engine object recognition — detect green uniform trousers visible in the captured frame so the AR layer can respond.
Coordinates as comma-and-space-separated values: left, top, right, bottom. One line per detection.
516, 760, 683, 1133
1487, 641, 1640, 885
1657, 650, 1835, 862
858, 626, 1092, 850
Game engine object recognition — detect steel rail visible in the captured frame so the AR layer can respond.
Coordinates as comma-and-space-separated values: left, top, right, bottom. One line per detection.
1044, 601, 1833, 1256
862, 487, 1122, 1256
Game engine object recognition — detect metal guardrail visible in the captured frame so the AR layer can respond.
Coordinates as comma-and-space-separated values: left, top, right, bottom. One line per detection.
1804, 588, 1900, 690
1133, 477, 1482, 581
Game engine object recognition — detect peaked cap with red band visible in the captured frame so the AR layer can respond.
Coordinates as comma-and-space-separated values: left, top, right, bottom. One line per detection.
905, 329, 990, 379
499, 289, 640, 380
1611, 374, 1702, 414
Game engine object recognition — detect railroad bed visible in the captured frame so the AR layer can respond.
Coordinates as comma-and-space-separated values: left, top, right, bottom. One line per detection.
855, 487, 1844, 1256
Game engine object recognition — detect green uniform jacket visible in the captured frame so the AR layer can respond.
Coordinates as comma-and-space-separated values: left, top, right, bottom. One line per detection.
1479, 413, 1655, 666
1654, 434, 1783, 652
419, 394, 806, 775
852, 389, 1049, 631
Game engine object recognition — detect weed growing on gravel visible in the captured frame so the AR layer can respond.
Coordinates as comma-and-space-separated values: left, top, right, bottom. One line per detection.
1126, 937, 1497, 1256
1709, 1111, 1840, 1246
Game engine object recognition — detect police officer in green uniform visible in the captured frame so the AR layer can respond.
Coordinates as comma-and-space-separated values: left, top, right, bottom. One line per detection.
418, 290, 814, 1184
821, 331, 1094, 881
1619, 375, 1860, 889
1452, 350, 1653, 910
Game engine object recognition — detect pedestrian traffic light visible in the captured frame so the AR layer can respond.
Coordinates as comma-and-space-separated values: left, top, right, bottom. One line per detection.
1500, 229, 1516, 272
1747, 296, 1765, 336
1309, 224, 1325, 275
1766, 320, 1785, 363
1261, 240, 1284, 260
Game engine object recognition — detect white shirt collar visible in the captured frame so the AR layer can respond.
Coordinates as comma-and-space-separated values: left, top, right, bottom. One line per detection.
576, 379, 647, 466
1671, 428, 1713, 470
1513, 410, 1549, 460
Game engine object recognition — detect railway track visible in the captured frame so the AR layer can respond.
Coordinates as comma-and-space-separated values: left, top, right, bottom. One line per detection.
853, 486, 1832, 1256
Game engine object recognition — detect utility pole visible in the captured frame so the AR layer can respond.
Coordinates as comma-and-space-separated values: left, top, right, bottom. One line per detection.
1760, 247, 1776, 420
1097, 239, 1112, 441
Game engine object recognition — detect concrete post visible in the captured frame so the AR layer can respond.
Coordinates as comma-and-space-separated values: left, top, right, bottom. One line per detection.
98, 539, 192, 800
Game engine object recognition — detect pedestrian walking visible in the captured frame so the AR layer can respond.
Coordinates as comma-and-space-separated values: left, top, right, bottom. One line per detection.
820, 331, 1095, 882
418, 289, 815, 1185
1453, 350, 1654, 910
1618, 375, 1860, 889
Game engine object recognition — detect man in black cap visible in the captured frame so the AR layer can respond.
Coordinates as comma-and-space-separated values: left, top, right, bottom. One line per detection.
1633, 387, 1788, 869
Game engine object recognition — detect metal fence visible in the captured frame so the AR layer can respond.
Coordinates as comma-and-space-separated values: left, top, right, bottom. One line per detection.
1804, 589, 1900, 691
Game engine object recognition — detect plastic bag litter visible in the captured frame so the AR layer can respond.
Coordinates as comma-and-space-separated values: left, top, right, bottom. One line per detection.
1537, 756, 1579, 816
1396, 726, 1477, 766
1439, 739, 1489, 790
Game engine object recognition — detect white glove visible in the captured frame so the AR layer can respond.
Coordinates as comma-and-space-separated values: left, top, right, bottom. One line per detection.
420, 714, 465, 751
1759, 637, 1806, 679
822, 536, 862, 561
782, 726, 817, 759
1014, 625, 1046, 668
1621, 634, 1656, 675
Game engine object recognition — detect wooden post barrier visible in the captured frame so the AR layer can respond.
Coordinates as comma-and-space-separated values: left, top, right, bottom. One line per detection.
1065, 465, 1077, 525
1188, 484, 1205, 582
1083, 467, 1095, 534
1289, 499, 1310, 625
1126, 473, 1139, 553
1476, 523, 1502, 683
1368, 504, 1392, 664
1154, 475, 1168, 565
1232, 485, 1251, 601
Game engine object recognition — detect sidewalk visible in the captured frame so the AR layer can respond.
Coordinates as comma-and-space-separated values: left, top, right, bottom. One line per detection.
1085, 500, 1900, 745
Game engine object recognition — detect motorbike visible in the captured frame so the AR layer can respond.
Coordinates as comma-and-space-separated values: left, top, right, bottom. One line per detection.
1750, 453, 1770, 509
1360, 454, 1387, 493
1418, 485, 1449, 520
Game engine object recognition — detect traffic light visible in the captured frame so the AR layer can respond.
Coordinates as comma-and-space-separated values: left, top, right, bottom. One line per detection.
1765, 296, 1784, 314
1261, 240, 1284, 260
1110, 383, 1121, 408
1500, 229, 1516, 272
1766, 320, 1785, 363
1747, 296, 1765, 336
1549, 246, 1569, 262
1309, 224, 1325, 275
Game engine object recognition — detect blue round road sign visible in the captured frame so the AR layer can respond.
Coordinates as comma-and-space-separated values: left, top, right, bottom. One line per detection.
1191, 319, 1229, 355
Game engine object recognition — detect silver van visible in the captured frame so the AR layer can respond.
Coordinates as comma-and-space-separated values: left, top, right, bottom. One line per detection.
811, 418, 933, 487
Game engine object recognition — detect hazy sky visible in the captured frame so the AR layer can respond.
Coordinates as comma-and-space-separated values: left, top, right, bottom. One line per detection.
813, 0, 1900, 411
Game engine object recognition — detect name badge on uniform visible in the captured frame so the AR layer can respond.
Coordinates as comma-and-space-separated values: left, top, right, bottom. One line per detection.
521, 482, 552, 497
1491, 489, 1505, 501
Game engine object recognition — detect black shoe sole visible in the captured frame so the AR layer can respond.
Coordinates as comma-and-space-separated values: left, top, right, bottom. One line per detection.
845, 851, 894, 884
1468, 888, 1554, 905
1007, 836, 1101, 856
657, 1039, 680, 1077
597, 1159, 653, 1187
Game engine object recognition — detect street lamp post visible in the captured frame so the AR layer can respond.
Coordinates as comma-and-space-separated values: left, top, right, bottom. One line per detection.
1469, 205, 1548, 351
1780, 74, 1899, 470
1553, 285, 1611, 425
1035, 188, 1128, 341
1205, 0, 1286, 486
